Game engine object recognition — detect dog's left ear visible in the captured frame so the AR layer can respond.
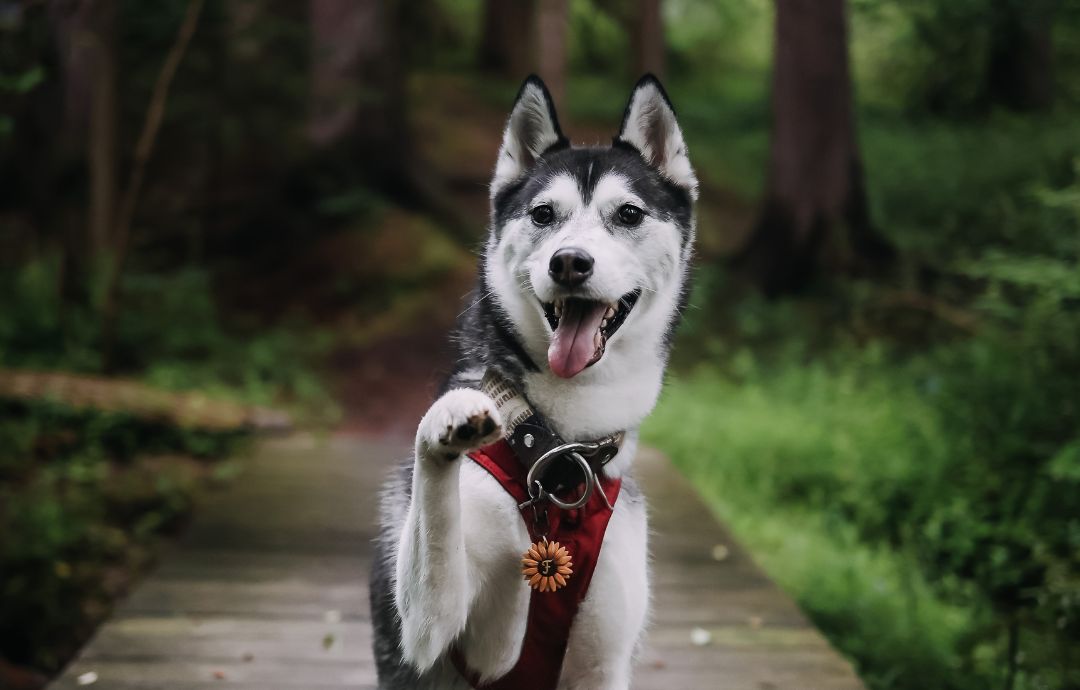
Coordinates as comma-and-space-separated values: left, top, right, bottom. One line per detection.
491, 75, 569, 200
617, 75, 698, 200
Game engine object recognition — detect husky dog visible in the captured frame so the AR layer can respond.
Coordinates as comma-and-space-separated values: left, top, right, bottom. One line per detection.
370, 75, 697, 690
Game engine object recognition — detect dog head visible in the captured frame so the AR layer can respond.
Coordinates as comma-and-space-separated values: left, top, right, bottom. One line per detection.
484, 75, 697, 384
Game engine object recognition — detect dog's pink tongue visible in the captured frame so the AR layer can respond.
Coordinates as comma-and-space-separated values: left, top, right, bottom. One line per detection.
548, 300, 606, 379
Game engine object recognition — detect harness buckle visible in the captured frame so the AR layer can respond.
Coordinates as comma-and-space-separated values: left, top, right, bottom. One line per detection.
516, 437, 620, 512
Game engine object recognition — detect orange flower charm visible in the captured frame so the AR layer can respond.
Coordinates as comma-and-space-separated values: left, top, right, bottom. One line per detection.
521, 539, 573, 592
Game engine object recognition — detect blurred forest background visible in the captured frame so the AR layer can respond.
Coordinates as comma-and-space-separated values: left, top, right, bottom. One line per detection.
1, 0, 1079, 689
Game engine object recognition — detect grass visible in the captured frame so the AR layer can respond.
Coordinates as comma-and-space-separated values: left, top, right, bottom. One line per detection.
642, 272, 1080, 689
642, 356, 982, 690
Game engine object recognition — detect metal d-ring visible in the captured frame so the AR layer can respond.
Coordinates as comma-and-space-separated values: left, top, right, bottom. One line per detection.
524, 445, 595, 510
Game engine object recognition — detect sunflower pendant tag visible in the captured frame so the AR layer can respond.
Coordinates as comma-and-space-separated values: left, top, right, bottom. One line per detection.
521, 537, 573, 593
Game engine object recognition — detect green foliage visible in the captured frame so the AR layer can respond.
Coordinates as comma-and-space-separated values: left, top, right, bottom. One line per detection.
645, 361, 975, 688
568, 0, 628, 75
648, 321, 1080, 688
863, 120, 1080, 261
0, 65, 44, 94
652, 172, 1080, 688
0, 63, 44, 138
0, 260, 339, 423
854, 0, 998, 115
852, 0, 1079, 116
665, 0, 772, 74
0, 400, 245, 672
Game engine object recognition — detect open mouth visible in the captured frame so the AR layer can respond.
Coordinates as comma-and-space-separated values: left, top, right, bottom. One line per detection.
541, 289, 641, 378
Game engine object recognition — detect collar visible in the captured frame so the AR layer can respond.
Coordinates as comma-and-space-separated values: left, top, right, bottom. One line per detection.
480, 370, 624, 500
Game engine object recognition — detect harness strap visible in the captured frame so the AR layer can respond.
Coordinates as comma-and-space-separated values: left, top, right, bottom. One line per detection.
481, 370, 624, 493
453, 439, 621, 690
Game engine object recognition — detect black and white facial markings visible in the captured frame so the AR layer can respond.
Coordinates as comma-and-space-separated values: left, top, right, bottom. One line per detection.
484, 75, 697, 414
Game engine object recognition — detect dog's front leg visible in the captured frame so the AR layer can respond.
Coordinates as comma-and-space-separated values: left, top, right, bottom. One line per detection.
394, 388, 502, 672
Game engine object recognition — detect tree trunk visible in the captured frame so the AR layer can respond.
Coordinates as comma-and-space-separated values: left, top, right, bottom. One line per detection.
478, 0, 536, 77
49, 0, 94, 153
536, 0, 568, 107
985, 0, 1056, 112
631, 0, 665, 78
308, 0, 409, 185
735, 0, 892, 295
86, 0, 118, 257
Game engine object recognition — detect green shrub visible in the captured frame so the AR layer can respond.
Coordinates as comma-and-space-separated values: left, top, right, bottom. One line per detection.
645, 353, 982, 689
0, 400, 245, 672
0, 261, 339, 423
651, 166, 1080, 688
648, 316, 1080, 688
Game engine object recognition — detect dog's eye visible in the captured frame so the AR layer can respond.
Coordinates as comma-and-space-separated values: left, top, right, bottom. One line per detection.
616, 204, 643, 226
530, 205, 555, 226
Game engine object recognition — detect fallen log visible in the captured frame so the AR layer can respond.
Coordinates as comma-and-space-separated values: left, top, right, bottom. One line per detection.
0, 370, 291, 433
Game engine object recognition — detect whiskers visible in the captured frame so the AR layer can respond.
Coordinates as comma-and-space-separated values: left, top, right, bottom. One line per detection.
457, 288, 496, 320
456, 274, 534, 320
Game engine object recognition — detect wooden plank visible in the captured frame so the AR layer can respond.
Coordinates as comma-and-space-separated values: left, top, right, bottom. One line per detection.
79, 616, 372, 662
632, 447, 863, 688
121, 579, 370, 619
150, 550, 369, 583
52, 436, 863, 689
54, 658, 375, 687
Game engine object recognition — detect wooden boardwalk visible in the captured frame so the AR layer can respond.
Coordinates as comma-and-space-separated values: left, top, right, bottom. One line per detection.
52, 435, 864, 690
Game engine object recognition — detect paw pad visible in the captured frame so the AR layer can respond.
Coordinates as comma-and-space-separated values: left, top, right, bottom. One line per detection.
423, 389, 503, 459
455, 421, 479, 443
447, 413, 497, 446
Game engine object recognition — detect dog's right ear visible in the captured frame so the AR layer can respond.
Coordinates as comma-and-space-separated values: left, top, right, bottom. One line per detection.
491, 76, 568, 200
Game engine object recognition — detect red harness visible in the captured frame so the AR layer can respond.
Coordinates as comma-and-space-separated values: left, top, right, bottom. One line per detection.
453, 438, 621, 689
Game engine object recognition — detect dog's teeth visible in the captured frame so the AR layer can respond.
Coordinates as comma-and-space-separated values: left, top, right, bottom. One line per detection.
604, 306, 616, 319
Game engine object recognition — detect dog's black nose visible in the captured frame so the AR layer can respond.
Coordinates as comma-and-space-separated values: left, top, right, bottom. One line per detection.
548, 248, 594, 287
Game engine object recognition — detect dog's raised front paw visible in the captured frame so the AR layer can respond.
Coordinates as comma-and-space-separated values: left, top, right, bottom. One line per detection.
417, 388, 503, 461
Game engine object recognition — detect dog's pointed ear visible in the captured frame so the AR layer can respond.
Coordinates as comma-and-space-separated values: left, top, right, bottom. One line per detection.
491, 75, 568, 199
616, 75, 698, 199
